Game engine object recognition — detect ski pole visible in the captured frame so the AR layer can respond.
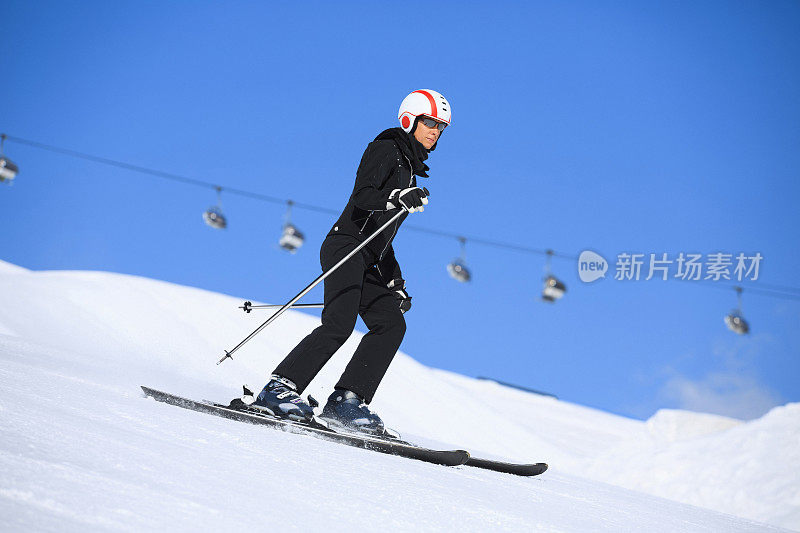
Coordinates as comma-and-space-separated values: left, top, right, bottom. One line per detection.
240, 301, 323, 312
217, 196, 422, 365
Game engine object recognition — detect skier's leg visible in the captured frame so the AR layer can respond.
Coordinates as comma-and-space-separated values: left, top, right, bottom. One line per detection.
334, 266, 406, 404
272, 236, 366, 392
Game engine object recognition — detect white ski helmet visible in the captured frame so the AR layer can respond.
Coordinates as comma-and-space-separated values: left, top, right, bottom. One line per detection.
398, 89, 451, 133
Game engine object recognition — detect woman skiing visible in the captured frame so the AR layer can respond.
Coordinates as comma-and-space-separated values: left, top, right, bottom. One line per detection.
253, 89, 451, 435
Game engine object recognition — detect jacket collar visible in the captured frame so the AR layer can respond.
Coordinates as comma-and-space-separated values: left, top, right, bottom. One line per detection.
374, 127, 430, 177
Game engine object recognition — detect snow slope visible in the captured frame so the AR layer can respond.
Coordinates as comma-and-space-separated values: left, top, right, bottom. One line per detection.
0, 260, 796, 531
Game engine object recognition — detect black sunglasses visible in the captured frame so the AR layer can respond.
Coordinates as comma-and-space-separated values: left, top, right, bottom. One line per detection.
419, 117, 448, 132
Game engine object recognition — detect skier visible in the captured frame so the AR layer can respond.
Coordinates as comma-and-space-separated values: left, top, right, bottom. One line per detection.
253, 90, 451, 434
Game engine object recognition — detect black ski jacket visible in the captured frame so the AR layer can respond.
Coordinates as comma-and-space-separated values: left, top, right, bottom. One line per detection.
327, 127, 430, 284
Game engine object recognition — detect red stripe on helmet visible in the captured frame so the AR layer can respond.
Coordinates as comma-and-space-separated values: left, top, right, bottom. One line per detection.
413, 90, 438, 118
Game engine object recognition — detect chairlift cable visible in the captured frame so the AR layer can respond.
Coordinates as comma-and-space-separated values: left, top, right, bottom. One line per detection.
4, 133, 800, 301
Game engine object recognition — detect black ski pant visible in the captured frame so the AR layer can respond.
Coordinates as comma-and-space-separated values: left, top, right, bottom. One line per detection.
272, 235, 406, 404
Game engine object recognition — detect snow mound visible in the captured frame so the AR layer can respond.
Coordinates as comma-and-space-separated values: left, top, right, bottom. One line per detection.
583, 403, 800, 529
646, 408, 742, 441
0, 259, 796, 531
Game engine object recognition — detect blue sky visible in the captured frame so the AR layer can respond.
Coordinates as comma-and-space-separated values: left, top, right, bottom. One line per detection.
2, 0, 799, 420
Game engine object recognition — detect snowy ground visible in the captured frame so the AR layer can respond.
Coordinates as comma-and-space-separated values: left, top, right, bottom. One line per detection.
0, 260, 797, 531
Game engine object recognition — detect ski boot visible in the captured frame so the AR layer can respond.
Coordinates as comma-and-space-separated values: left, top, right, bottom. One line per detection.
251, 374, 315, 423
320, 389, 388, 436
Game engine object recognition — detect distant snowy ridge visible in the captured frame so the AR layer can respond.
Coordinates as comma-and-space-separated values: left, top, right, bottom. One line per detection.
0, 259, 797, 531
0, 259, 30, 274
646, 409, 742, 441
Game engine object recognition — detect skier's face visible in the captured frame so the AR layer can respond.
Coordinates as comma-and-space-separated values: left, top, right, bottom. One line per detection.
414, 116, 445, 150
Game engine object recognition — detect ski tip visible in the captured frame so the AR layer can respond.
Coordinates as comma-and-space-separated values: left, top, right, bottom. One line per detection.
463, 457, 548, 476
521, 462, 548, 476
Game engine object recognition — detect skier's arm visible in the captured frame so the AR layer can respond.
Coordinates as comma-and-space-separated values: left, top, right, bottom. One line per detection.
352, 142, 400, 211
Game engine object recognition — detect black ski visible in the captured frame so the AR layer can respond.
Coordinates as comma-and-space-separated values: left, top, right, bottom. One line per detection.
465, 457, 548, 477
332, 426, 547, 477
141, 386, 469, 468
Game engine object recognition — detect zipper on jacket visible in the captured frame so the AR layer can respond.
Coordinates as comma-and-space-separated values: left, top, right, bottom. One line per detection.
359, 211, 374, 234
403, 155, 413, 188
379, 155, 414, 261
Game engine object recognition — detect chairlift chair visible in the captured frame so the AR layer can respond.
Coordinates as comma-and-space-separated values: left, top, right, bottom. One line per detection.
542, 275, 566, 302
278, 200, 305, 253
447, 237, 472, 282
203, 186, 227, 229
541, 250, 566, 303
279, 223, 305, 253
447, 259, 471, 283
724, 312, 749, 335
725, 286, 749, 335
0, 156, 18, 183
0, 135, 17, 183
203, 207, 227, 229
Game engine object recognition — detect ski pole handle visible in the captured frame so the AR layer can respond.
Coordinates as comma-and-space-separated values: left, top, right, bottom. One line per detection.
218, 207, 410, 365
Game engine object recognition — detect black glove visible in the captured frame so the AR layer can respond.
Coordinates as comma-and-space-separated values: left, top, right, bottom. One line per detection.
388, 278, 412, 314
388, 187, 429, 213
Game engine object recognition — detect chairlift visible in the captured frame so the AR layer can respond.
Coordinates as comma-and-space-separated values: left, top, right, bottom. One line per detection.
542, 275, 567, 302
203, 207, 227, 229
0, 157, 17, 183
724, 312, 749, 335
0, 134, 18, 183
279, 200, 304, 253
447, 259, 472, 283
541, 249, 567, 303
203, 186, 227, 229
279, 223, 305, 253
447, 237, 471, 282
725, 287, 749, 335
